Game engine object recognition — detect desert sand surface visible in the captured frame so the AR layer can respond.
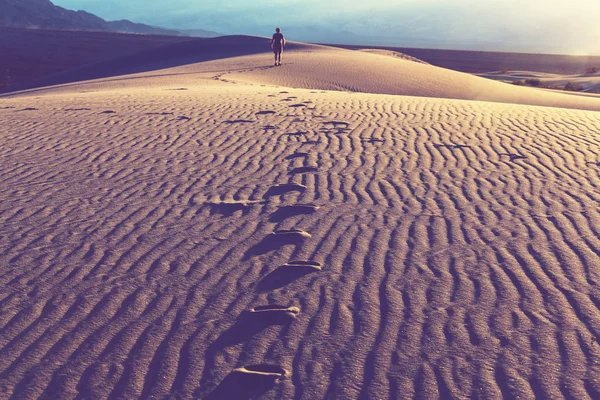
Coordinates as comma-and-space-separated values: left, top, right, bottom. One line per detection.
1, 35, 600, 399
334, 44, 600, 75
478, 70, 600, 94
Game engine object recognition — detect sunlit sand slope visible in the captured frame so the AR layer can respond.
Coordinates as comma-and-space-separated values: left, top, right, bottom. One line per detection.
13, 35, 600, 111
1, 78, 599, 399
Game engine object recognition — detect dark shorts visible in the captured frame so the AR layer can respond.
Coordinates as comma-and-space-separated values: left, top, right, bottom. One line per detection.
273, 45, 283, 53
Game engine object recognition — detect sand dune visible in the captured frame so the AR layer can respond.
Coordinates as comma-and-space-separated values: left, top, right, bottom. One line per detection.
478, 70, 600, 93
1, 34, 600, 399
10, 36, 600, 112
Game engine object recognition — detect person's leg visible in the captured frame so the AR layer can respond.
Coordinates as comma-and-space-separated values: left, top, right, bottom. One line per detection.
278, 49, 283, 65
274, 50, 278, 66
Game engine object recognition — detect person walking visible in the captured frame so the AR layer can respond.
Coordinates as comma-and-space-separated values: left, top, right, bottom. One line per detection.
271, 28, 285, 66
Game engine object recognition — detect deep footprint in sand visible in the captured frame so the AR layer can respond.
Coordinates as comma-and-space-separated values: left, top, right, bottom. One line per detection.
177, 116, 191, 121
271, 229, 312, 239
233, 365, 289, 380
225, 119, 255, 124
270, 204, 319, 222
285, 131, 308, 137
256, 110, 276, 116
289, 166, 318, 174
434, 143, 472, 150
285, 152, 310, 160
285, 260, 322, 270
264, 183, 307, 197
100, 110, 116, 114
249, 305, 300, 317
65, 108, 91, 111
258, 262, 322, 291
500, 153, 527, 161
323, 121, 350, 128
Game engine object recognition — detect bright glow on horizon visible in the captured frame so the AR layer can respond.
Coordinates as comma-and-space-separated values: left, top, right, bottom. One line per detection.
52, 0, 600, 55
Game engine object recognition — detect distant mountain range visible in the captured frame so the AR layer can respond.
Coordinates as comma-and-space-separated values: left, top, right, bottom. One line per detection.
0, 0, 218, 37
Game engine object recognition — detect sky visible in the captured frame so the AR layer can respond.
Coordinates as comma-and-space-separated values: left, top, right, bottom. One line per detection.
52, 0, 600, 55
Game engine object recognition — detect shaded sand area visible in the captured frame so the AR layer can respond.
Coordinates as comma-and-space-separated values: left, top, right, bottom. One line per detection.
1, 36, 600, 399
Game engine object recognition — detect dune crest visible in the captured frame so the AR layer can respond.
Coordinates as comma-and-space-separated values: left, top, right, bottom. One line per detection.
6, 35, 600, 112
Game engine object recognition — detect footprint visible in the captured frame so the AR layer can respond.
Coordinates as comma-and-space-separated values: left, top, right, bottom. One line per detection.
264, 183, 307, 197
285, 260, 322, 270
256, 110, 276, 116
434, 143, 471, 150
500, 153, 527, 161
279, 91, 289, 94
233, 365, 288, 382
208, 365, 288, 399
258, 262, 321, 291
289, 166, 318, 175
65, 108, 91, 111
270, 204, 319, 222
285, 131, 308, 137
100, 110, 116, 114
0, 106, 16, 110
323, 121, 349, 128
363, 138, 384, 143
225, 119, 255, 124
166, 88, 188, 91
289, 104, 307, 108
245, 229, 310, 258
272, 229, 311, 239
177, 116, 191, 121
145, 112, 174, 115
205, 200, 265, 217
249, 305, 300, 317
285, 152, 309, 160
17, 107, 38, 111
263, 125, 278, 130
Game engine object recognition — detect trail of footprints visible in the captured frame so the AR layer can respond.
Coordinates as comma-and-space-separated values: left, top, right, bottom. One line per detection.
209, 96, 327, 396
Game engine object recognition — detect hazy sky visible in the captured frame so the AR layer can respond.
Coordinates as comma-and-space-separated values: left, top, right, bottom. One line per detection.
53, 0, 600, 54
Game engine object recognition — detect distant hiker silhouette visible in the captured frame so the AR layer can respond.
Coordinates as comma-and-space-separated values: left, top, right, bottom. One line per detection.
271, 28, 285, 66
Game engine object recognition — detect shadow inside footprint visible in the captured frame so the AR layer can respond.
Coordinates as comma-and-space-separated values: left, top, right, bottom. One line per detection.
285, 131, 308, 137
269, 204, 319, 222
225, 119, 255, 124
244, 230, 310, 258
263, 184, 307, 198
17, 107, 38, 111
323, 121, 349, 128
258, 263, 321, 291
256, 110, 276, 116
206, 201, 265, 217
100, 110, 116, 114
207, 365, 287, 400
177, 116, 191, 121
285, 152, 309, 160
65, 108, 91, 111
499, 153, 527, 161
289, 166, 318, 175
289, 103, 307, 108
434, 143, 472, 150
